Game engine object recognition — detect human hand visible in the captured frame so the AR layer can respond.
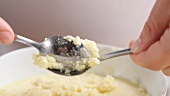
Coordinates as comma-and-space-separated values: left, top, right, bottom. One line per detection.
0, 17, 15, 44
129, 0, 170, 76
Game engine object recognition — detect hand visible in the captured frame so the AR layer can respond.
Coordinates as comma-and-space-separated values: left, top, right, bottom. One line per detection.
0, 17, 15, 44
129, 0, 170, 76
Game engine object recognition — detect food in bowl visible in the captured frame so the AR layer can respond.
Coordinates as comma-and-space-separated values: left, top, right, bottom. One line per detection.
0, 44, 167, 96
33, 35, 100, 75
0, 73, 150, 96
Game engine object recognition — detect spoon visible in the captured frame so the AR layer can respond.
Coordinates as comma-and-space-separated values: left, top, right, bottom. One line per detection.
99, 48, 132, 61
15, 35, 92, 74
15, 35, 132, 76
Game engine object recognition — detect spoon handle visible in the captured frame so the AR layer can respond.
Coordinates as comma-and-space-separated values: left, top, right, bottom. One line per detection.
15, 34, 40, 48
100, 48, 133, 61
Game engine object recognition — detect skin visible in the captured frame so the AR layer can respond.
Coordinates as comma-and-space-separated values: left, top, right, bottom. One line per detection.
130, 0, 170, 76
0, 17, 14, 44
1, 0, 170, 76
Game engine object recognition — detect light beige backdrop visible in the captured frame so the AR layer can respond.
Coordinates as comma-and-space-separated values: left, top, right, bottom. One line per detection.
0, 0, 155, 55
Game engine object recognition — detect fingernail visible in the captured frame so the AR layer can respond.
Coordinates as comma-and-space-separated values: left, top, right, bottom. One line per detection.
0, 32, 13, 44
131, 38, 142, 53
163, 67, 170, 76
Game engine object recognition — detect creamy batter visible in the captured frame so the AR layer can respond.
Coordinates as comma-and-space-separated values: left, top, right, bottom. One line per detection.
0, 73, 150, 96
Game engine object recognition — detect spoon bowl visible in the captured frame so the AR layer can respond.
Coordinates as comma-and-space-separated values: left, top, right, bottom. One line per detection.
48, 67, 90, 76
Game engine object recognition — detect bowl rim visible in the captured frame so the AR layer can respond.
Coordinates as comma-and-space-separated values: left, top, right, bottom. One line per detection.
97, 44, 168, 96
0, 45, 169, 96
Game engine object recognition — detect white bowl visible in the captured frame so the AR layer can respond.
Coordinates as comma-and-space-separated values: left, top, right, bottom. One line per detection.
0, 44, 168, 96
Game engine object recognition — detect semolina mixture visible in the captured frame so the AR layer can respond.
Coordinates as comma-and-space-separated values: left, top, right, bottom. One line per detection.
0, 73, 150, 96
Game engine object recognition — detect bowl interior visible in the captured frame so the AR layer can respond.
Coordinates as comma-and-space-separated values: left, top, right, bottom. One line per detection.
0, 44, 168, 96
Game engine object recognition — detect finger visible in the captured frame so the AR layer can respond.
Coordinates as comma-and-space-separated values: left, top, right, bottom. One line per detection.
131, 0, 170, 53
129, 40, 136, 48
162, 66, 170, 76
130, 27, 170, 71
0, 17, 14, 44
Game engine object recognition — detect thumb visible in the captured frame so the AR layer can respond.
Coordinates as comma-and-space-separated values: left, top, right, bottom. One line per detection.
0, 17, 14, 44
131, 0, 170, 53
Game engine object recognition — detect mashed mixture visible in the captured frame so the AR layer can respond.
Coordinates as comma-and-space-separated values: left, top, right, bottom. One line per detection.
33, 36, 100, 74
0, 73, 150, 96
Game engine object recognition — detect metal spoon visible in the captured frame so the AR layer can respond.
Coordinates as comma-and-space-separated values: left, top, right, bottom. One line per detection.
15, 35, 92, 75
99, 48, 132, 61
15, 35, 132, 76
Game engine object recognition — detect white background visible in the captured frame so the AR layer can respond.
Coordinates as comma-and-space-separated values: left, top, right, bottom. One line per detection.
0, 0, 170, 95
0, 0, 154, 54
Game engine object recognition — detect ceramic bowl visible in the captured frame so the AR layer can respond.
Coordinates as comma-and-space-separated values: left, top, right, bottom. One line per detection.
0, 44, 168, 96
